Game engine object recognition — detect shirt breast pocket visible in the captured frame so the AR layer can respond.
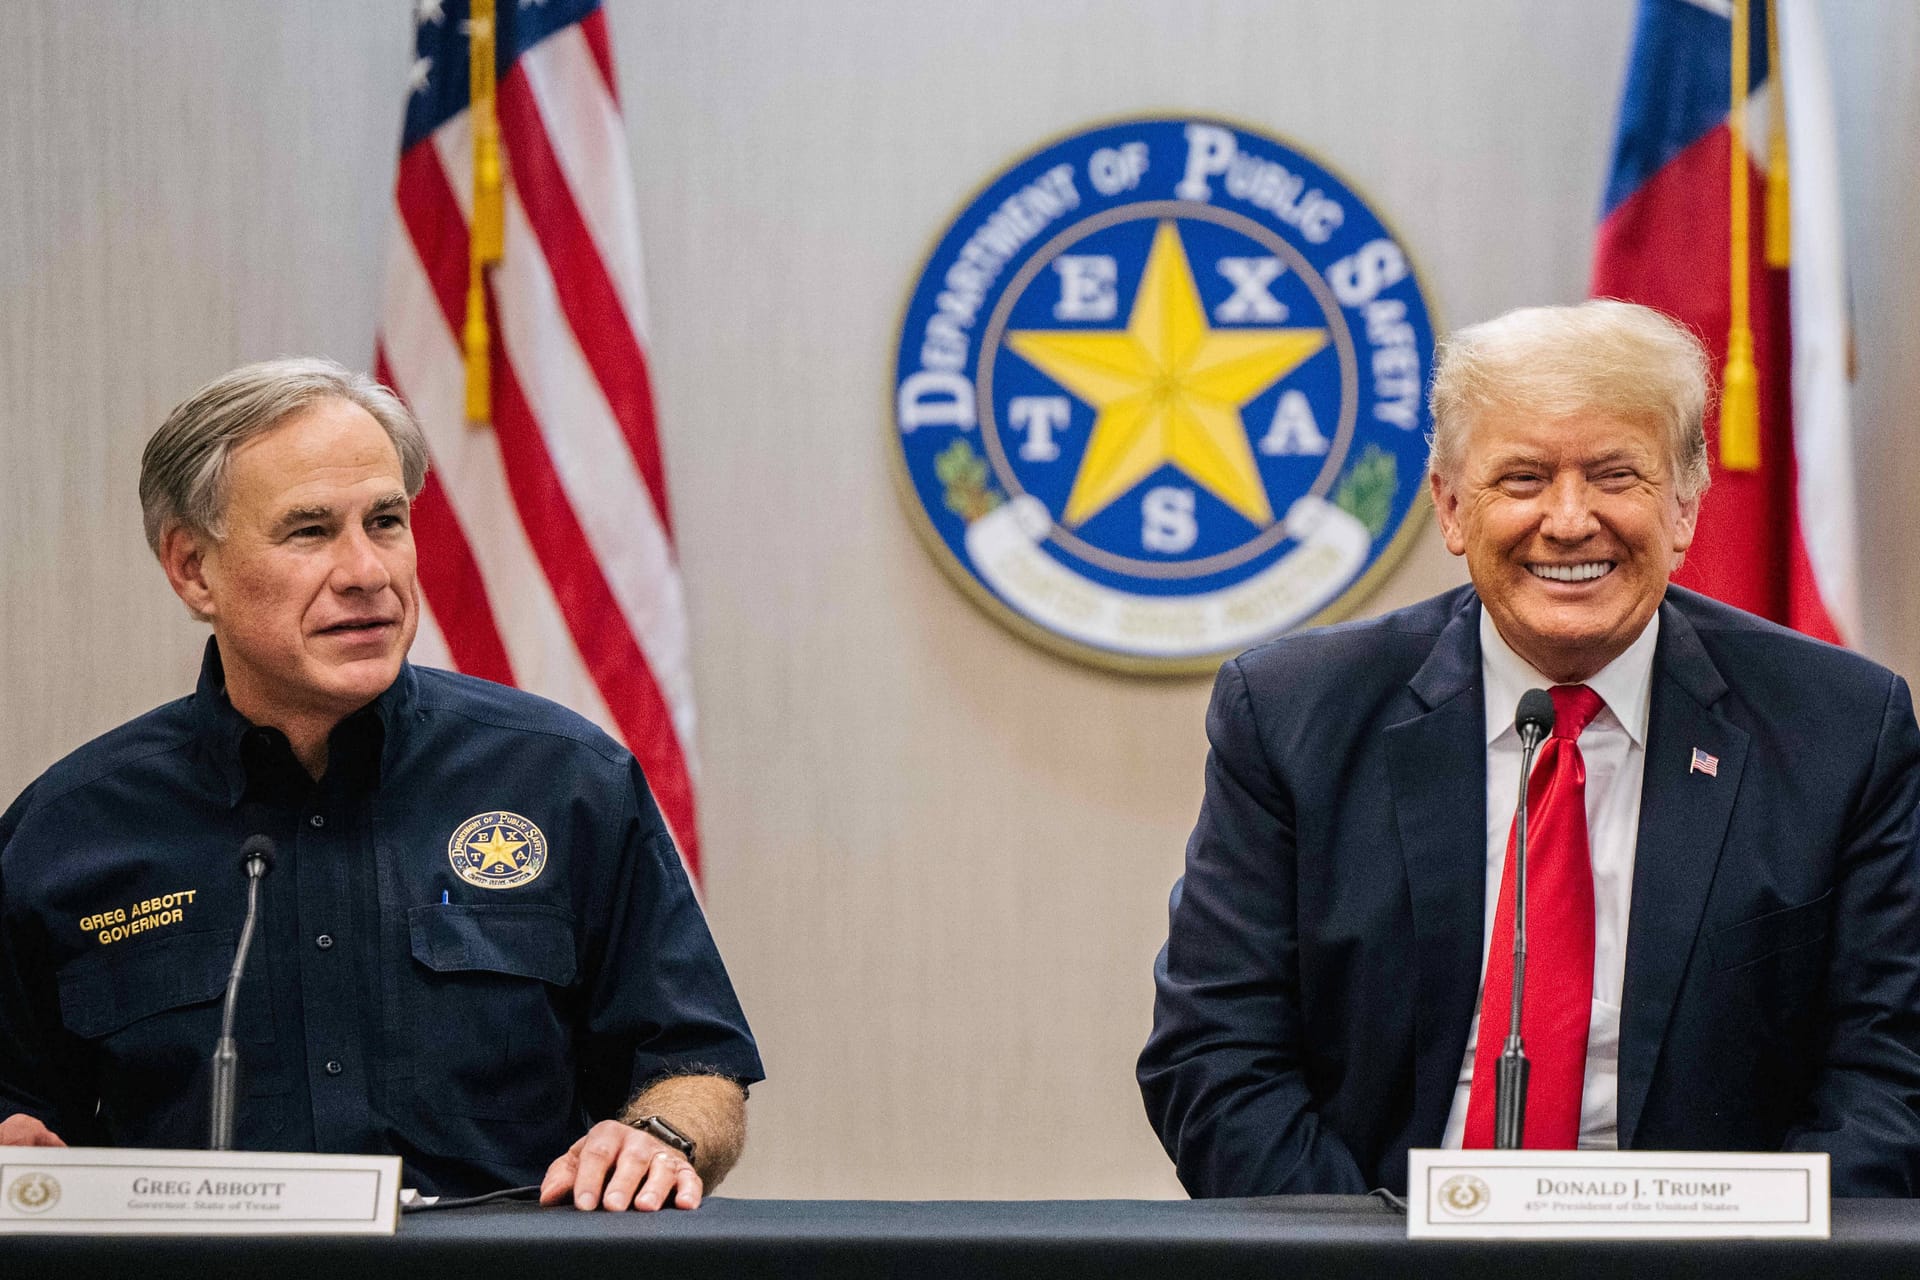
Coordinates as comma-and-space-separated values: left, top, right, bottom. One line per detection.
407, 903, 579, 1121
58, 927, 277, 1045
56, 928, 283, 1134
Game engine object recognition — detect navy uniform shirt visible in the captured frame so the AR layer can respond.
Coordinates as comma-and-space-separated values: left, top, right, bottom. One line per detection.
0, 642, 763, 1195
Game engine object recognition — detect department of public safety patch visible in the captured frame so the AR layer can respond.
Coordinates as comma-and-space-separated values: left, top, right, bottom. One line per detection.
447, 811, 548, 890
892, 116, 1438, 673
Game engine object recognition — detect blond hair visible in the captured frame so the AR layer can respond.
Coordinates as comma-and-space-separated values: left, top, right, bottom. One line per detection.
1427, 299, 1712, 502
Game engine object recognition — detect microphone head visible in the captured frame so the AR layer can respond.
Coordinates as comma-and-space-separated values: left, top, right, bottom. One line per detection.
1516, 688, 1556, 740
240, 834, 276, 877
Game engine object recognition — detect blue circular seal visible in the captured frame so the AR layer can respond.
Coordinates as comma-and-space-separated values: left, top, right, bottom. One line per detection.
892, 116, 1438, 673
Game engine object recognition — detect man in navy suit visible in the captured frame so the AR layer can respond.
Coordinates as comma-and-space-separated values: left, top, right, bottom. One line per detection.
1139, 300, 1920, 1197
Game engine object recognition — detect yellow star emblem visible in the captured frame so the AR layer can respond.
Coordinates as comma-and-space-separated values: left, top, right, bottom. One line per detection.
468, 826, 528, 874
1006, 221, 1329, 528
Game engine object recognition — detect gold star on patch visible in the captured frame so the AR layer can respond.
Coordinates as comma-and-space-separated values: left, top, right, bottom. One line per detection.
467, 827, 528, 874
1006, 221, 1328, 528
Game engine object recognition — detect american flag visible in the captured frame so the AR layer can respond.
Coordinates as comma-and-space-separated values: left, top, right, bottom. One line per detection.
375, 0, 703, 880
1690, 748, 1720, 778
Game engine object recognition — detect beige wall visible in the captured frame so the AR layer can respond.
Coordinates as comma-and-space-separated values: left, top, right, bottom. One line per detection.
2, 1, 1916, 1199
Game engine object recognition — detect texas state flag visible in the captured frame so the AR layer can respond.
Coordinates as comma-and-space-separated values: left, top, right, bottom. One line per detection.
1593, 0, 1856, 645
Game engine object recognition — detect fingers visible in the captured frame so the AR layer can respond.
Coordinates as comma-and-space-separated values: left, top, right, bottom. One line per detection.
672, 1160, 703, 1210
545, 1120, 704, 1211
597, 1141, 657, 1212
631, 1150, 702, 1212
0, 1113, 65, 1148
569, 1122, 629, 1211
537, 1144, 580, 1206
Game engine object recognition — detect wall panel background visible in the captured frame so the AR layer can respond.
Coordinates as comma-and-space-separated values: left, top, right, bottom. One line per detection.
2, 1, 1914, 1199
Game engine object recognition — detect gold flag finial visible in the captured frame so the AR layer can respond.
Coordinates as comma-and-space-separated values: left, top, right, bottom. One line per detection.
464, 0, 505, 426
1721, 0, 1761, 471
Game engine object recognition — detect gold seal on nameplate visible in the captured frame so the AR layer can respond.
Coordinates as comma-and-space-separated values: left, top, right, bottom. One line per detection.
1436, 1173, 1489, 1216
7, 1172, 60, 1214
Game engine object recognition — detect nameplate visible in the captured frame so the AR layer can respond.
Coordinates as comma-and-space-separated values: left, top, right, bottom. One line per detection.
1407, 1149, 1829, 1239
0, 1147, 402, 1234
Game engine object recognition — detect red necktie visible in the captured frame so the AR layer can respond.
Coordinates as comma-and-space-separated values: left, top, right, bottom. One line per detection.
1463, 683, 1605, 1149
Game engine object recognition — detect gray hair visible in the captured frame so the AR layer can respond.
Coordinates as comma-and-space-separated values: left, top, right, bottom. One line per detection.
1426, 299, 1712, 503
139, 357, 429, 555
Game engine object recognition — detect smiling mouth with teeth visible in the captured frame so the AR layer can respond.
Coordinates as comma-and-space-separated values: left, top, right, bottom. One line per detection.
1529, 562, 1614, 582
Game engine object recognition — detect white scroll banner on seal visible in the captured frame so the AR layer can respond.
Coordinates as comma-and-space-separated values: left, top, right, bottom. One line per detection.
966, 494, 1372, 660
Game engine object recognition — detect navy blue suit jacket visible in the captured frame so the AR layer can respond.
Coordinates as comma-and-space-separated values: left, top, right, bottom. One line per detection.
1139, 585, 1920, 1197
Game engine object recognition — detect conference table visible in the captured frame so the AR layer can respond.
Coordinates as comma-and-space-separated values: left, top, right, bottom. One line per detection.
15, 1195, 1920, 1278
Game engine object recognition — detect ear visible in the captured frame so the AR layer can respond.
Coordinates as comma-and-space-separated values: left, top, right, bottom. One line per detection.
1669, 490, 1701, 569
159, 524, 217, 621
1430, 469, 1468, 557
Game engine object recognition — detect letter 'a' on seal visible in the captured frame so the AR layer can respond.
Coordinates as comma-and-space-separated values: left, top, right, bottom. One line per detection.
447, 811, 548, 890
890, 115, 1439, 675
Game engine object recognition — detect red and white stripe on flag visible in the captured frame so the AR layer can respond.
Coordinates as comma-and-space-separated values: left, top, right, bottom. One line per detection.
376, 0, 704, 880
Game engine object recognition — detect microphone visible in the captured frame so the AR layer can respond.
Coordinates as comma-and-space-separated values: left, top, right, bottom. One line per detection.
209, 834, 275, 1151
1495, 690, 1555, 1149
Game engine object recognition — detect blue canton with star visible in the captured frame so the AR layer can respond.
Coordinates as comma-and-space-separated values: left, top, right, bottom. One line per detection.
401, 0, 600, 150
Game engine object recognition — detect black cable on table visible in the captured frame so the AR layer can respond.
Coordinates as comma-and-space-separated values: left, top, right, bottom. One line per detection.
401, 1184, 542, 1213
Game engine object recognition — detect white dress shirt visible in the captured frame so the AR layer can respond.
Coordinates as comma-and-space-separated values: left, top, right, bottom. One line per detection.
1439, 609, 1660, 1150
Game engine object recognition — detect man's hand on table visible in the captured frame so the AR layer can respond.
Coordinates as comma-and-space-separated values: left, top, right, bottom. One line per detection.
0, 1113, 65, 1147
540, 1118, 702, 1211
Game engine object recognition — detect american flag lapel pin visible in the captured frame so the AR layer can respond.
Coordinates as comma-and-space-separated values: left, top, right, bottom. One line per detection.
1690, 747, 1719, 777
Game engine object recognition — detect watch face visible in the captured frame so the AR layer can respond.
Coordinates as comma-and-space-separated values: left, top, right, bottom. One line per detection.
639, 1116, 694, 1157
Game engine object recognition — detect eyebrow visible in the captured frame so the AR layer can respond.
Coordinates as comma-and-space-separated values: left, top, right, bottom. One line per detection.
270, 492, 409, 533
272, 505, 336, 532
1482, 447, 1652, 471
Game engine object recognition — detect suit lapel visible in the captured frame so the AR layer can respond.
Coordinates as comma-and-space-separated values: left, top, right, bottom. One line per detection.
1616, 597, 1749, 1146
1385, 594, 1489, 1146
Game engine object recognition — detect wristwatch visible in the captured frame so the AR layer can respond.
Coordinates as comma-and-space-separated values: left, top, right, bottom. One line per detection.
630, 1114, 697, 1165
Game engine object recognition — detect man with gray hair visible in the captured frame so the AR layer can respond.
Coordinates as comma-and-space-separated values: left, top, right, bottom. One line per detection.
0, 359, 762, 1210
1140, 300, 1920, 1196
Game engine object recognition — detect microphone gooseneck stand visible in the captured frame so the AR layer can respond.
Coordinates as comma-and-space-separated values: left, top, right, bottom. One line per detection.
1496, 689, 1556, 1150
209, 834, 275, 1152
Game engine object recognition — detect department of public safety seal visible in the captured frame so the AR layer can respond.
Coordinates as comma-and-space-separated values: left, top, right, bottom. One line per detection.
892, 116, 1438, 673
448, 811, 548, 890
7, 1171, 60, 1214
1436, 1173, 1490, 1217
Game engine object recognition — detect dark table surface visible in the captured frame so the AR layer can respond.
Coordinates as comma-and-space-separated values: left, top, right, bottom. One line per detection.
13, 1195, 1920, 1279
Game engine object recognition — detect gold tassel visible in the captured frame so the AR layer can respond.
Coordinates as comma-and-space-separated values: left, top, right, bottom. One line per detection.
1764, 0, 1790, 268
464, 0, 505, 427
1721, 0, 1761, 471
1720, 328, 1761, 471
464, 261, 490, 424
